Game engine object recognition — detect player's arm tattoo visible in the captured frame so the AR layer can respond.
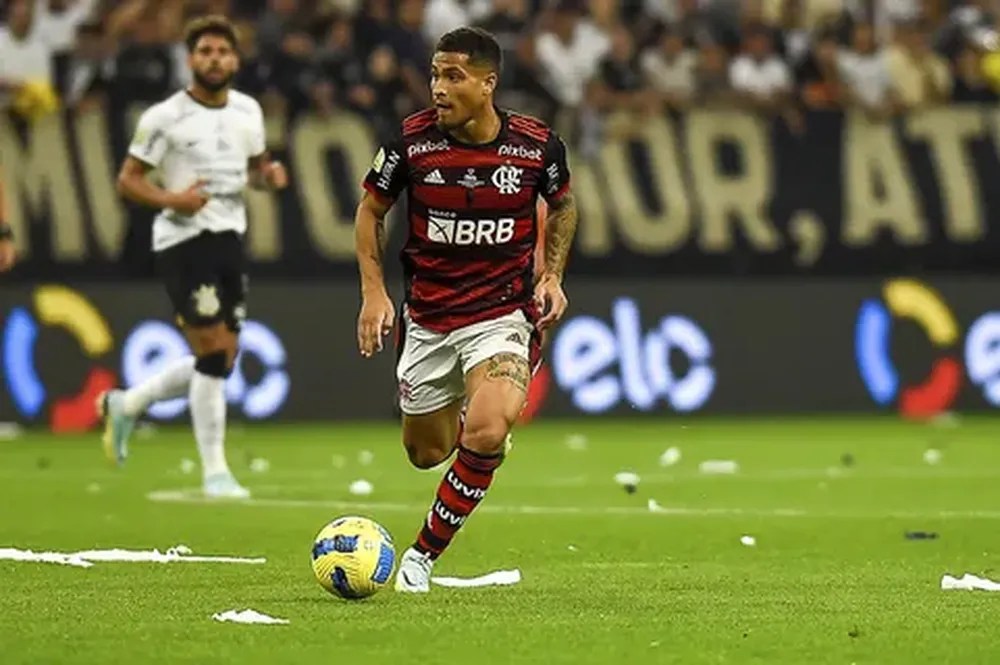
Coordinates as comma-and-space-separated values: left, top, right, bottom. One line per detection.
485, 353, 531, 393
543, 191, 577, 279
356, 192, 392, 295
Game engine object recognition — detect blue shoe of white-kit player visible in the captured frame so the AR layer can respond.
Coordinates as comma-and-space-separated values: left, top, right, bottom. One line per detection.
96, 390, 135, 466
203, 472, 251, 500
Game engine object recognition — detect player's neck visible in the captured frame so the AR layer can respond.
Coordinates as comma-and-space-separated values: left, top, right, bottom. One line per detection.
186, 85, 229, 108
449, 105, 501, 145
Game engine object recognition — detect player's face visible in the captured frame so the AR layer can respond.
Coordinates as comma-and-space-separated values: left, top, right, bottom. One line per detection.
189, 34, 239, 93
430, 52, 496, 131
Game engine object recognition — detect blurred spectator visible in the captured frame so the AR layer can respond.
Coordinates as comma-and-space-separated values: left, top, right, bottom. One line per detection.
37, 0, 99, 53
0, 0, 59, 119
312, 13, 365, 114
257, 0, 304, 60
936, 0, 997, 58
886, 20, 952, 110
762, 0, 845, 34
268, 21, 318, 113
658, 0, 741, 49
477, 0, 530, 55
110, 9, 180, 105
395, 0, 433, 106
796, 29, 844, 109
476, 0, 548, 110
838, 21, 894, 116
952, 42, 1000, 102
587, 24, 653, 114
640, 26, 697, 109
423, 0, 492, 45
694, 40, 735, 106
0, 0, 993, 143
353, 45, 413, 142
64, 20, 112, 108
730, 24, 793, 112
354, 0, 396, 54
37, 0, 99, 93
535, 1, 610, 109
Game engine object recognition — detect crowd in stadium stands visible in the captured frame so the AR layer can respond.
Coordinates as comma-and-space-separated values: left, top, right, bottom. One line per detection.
1, 0, 1000, 146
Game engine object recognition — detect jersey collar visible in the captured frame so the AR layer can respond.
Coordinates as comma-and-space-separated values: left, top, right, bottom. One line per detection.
184, 89, 228, 109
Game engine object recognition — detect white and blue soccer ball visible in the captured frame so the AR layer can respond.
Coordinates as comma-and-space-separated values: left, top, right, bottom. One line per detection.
311, 516, 396, 599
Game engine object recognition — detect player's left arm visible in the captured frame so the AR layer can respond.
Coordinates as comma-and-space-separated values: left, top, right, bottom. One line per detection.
246, 105, 288, 191
247, 151, 288, 191
0, 163, 15, 273
535, 132, 577, 330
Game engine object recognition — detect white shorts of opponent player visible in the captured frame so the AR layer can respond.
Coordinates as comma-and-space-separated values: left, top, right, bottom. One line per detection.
396, 307, 534, 415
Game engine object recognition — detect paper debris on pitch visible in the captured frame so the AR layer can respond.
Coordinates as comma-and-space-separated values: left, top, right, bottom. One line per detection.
432, 569, 521, 588
699, 460, 739, 475
348, 479, 374, 496
565, 433, 588, 451
0, 544, 265, 567
0, 547, 92, 568
941, 573, 1000, 591
659, 447, 682, 467
212, 609, 289, 625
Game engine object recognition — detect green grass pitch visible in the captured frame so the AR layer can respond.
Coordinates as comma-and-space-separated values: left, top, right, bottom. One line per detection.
1, 416, 999, 664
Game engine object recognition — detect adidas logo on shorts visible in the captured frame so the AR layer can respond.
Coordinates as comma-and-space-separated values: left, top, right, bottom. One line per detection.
423, 169, 445, 185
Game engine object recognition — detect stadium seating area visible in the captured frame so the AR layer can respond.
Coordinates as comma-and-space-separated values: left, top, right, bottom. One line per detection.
2, 0, 999, 142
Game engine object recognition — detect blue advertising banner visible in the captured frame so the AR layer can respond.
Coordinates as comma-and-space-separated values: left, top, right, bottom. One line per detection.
1, 279, 998, 430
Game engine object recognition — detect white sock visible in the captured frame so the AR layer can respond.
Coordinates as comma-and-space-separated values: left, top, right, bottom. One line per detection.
189, 371, 229, 479
122, 356, 196, 417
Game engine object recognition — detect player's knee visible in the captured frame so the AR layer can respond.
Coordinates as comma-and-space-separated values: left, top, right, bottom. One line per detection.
185, 324, 229, 353
461, 417, 510, 456
404, 443, 452, 470
195, 350, 233, 378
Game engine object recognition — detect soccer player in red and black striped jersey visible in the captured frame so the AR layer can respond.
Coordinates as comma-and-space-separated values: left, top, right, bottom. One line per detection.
355, 27, 577, 593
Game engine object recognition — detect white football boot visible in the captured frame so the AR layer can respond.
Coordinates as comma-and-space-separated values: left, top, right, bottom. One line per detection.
203, 472, 251, 500
394, 547, 434, 593
96, 390, 136, 466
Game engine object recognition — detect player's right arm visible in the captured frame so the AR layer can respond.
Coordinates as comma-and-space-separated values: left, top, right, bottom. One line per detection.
116, 107, 207, 215
355, 142, 408, 357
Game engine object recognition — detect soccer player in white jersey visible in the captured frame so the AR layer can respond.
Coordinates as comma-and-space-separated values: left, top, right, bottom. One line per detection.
98, 16, 288, 499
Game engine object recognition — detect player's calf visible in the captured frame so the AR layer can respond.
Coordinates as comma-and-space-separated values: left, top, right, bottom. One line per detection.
183, 322, 247, 498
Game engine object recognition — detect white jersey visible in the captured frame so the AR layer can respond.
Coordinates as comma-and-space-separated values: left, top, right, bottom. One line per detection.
127, 89, 266, 252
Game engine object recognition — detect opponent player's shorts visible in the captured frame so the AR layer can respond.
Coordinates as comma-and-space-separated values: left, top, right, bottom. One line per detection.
154, 230, 247, 332
396, 307, 536, 416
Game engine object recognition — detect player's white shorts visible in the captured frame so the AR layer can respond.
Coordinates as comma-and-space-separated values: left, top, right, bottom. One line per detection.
396, 308, 534, 416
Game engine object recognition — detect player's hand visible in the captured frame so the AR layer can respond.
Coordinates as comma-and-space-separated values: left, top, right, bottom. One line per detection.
0, 239, 16, 273
264, 161, 288, 190
534, 273, 568, 331
358, 290, 395, 357
168, 180, 209, 215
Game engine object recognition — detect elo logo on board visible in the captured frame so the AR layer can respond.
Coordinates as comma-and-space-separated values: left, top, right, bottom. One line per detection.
551, 297, 715, 414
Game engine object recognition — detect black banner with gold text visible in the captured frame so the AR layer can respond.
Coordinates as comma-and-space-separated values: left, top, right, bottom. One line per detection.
2, 105, 999, 278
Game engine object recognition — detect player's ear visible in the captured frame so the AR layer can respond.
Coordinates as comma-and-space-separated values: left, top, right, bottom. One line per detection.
483, 71, 497, 97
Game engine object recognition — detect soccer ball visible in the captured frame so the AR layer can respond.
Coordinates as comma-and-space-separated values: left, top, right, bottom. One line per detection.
311, 515, 396, 599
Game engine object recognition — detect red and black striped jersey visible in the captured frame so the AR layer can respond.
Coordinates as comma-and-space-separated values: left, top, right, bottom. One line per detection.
362, 107, 571, 334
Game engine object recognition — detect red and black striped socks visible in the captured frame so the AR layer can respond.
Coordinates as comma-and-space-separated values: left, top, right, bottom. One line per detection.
415, 445, 502, 559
